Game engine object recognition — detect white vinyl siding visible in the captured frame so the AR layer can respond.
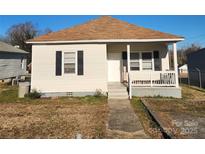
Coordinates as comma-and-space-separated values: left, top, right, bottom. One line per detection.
31, 44, 107, 93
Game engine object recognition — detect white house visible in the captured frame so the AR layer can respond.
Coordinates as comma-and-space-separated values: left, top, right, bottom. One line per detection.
27, 16, 184, 98
179, 64, 188, 74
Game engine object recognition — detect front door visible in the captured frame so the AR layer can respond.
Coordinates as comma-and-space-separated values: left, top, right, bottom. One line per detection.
108, 52, 121, 82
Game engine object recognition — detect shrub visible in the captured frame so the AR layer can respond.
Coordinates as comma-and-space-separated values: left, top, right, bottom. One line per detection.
25, 89, 41, 99
94, 89, 104, 97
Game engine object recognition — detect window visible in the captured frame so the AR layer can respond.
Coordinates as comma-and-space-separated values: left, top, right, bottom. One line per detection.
142, 52, 152, 70
21, 58, 25, 69
64, 52, 76, 74
130, 53, 140, 71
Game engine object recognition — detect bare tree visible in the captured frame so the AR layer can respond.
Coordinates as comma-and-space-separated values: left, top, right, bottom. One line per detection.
7, 22, 38, 63
169, 43, 202, 68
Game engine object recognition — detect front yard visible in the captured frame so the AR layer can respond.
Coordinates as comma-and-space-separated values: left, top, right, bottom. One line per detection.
132, 85, 205, 139
1, 82, 204, 139
0, 83, 108, 139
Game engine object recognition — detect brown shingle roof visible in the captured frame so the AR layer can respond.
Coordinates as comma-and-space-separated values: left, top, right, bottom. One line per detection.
28, 16, 183, 42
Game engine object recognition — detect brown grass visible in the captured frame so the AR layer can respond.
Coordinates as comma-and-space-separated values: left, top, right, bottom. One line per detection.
0, 83, 108, 139
142, 85, 205, 138
131, 98, 164, 139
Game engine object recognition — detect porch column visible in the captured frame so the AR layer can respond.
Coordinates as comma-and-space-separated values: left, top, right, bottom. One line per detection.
127, 44, 132, 99
173, 43, 179, 87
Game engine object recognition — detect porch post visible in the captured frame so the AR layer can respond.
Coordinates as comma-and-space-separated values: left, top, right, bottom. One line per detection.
127, 44, 132, 99
173, 43, 179, 87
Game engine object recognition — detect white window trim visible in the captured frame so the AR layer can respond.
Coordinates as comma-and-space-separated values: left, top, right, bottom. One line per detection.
62, 51, 77, 75
130, 51, 155, 72
21, 59, 24, 69
130, 52, 140, 71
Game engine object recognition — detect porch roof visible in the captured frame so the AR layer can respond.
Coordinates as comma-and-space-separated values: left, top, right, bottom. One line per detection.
27, 16, 184, 44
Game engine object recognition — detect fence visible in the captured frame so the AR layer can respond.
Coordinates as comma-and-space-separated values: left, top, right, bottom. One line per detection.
179, 68, 205, 89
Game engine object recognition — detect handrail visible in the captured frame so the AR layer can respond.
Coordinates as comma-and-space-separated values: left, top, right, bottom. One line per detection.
131, 71, 177, 87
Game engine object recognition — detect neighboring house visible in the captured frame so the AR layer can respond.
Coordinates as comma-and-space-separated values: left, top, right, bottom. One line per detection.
27, 16, 184, 98
179, 64, 188, 74
187, 48, 205, 88
178, 64, 188, 78
0, 41, 28, 80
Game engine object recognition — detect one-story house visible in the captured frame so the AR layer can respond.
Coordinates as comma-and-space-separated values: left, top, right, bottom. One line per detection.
0, 41, 28, 81
178, 64, 188, 78
187, 48, 205, 88
179, 64, 188, 74
27, 16, 184, 98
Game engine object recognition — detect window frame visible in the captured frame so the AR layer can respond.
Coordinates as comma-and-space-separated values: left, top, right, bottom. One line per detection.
130, 52, 140, 71
21, 58, 25, 69
62, 51, 77, 75
141, 51, 154, 71
130, 51, 155, 71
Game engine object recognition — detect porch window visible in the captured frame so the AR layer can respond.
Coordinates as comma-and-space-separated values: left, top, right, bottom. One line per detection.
130, 53, 140, 71
142, 52, 152, 70
64, 52, 76, 74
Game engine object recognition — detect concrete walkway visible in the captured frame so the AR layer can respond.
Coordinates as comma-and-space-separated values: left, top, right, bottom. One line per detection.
107, 99, 149, 138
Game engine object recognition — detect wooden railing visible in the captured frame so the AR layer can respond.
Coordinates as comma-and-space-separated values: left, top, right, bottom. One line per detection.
130, 71, 177, 87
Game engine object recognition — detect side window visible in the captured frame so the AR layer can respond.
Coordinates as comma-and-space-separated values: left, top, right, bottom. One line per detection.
64, 52, 76, 74
21, 58, 24, 69
130, 53, 140, 71
142, 52, 152, 70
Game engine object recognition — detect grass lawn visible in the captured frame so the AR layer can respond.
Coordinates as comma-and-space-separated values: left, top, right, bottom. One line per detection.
0, 83, 108, 139
136, 85, 205, 138
131, 98, 164, 138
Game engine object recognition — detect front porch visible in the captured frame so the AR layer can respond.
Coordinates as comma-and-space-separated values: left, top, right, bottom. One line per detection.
107, 42, 181, 98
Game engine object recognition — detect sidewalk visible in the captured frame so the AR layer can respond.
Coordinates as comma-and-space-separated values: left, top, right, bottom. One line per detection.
107, 99, 149, 138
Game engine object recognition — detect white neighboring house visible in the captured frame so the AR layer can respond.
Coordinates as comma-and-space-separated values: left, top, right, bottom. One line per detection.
179, 64, 188, 74
27, 16, 184, 98
0, 41, 28, 80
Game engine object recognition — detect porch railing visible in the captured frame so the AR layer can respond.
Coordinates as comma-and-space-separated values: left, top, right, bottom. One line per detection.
130, 71, 177, 87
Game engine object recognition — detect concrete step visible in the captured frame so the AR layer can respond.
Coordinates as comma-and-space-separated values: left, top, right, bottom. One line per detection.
108, 87, 126, 90
108, 89, 127, 93
108, 82, 128, 99
108, 92, 128, 96
108, 95, 128, 99
108, 84, 126, 88
108, 96, 128, 99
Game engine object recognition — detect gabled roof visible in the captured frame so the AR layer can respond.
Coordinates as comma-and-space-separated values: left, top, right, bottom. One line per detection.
27, 16, 184, 43
0, 41, 28, 54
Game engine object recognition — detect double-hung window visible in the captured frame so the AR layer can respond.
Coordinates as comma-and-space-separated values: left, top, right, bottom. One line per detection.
64, 52, 76, 74
130, 53, 140, 71
142, 52, 152, 70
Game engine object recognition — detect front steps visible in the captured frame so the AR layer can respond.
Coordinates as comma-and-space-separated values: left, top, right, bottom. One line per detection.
108, 82, 129, 99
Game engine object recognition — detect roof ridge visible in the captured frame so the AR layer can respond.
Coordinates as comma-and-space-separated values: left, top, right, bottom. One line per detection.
27, 16, 184, 42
